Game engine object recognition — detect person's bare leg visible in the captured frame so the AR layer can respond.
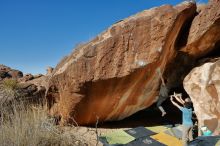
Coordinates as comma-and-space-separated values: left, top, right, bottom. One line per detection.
157, 96, 167, 117
158, 106, 166, 117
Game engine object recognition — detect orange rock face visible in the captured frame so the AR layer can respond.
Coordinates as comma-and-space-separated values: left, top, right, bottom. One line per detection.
184, 60, 220, 134
181, 0, 220, 58
46, 2, 197, 125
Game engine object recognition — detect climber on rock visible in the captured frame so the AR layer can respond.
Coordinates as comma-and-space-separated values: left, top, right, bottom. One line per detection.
156, 68, 169, 117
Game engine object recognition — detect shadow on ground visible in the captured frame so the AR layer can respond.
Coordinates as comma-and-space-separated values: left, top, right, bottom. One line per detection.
95, 100, 182, 129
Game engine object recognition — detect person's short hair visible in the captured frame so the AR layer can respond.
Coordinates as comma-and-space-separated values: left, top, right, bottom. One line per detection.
184, 102, 192, 109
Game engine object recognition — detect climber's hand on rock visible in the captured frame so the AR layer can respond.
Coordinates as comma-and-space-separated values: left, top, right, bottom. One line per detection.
156, 68, 161, 74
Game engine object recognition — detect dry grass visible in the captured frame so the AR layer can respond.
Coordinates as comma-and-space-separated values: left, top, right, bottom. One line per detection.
0, 80, 88, 146
0, 101, 88, 146
0, 79, 19, 101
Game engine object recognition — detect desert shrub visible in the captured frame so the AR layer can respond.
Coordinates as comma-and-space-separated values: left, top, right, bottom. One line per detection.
1, 79, 18, 91
0, 101, 87, 146
0, 80, 87, 146
0, 79, 19, 101
0, 79, 90, 146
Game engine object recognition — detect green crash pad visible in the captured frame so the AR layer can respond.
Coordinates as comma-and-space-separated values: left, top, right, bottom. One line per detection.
146, 126, 170, 133
105, 129, 135, 144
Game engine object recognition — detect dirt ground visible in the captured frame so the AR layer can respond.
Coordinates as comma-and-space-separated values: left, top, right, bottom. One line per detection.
61, 125, 129, 146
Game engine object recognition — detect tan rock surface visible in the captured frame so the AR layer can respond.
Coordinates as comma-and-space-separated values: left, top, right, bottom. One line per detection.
182, 0, 220, 134
184, 59, 220, 134
46, 2, 197, 125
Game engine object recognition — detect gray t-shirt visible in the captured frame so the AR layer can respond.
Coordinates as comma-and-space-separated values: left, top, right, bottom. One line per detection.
159, 84, 168, 97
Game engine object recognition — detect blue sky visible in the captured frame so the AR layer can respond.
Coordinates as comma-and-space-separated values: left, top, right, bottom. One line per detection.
0, 0, 208, 74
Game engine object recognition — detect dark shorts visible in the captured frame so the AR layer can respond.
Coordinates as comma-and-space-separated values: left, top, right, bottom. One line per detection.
156, 95, 168, 107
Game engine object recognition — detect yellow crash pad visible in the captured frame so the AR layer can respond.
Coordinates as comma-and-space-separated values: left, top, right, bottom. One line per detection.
151, 132, 182, 146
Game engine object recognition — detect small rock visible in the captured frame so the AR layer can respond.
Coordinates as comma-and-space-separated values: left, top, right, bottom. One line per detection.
8, 70, 23, 79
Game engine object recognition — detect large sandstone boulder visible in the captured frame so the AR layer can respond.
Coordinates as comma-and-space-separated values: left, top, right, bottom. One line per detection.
184, 59, 220, 135
181, 0, 220, 58
46, 2, 197, 125
168, 0, 220, 89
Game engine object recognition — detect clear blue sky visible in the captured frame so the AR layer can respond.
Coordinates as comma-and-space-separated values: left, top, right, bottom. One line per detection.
0, 0, 208, 74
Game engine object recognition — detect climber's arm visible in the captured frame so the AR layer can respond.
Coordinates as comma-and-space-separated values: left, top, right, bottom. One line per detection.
170, 96, 182, 109
177, 93, 185, 104
173, 92, 185, 105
